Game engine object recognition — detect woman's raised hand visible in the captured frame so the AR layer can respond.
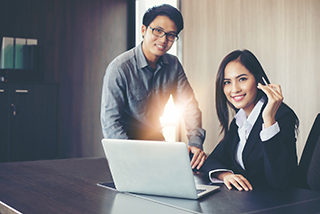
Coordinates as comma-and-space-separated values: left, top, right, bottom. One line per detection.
257, 82, 283, 128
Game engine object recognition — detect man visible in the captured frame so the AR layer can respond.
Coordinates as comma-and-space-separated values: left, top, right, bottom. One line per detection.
100, 4, 206, 169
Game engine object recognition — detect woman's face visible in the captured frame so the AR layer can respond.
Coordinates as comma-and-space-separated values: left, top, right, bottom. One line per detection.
223, 61, 258, 116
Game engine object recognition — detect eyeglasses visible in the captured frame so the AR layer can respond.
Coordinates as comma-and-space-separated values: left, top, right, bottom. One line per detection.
148, 26, 179, 42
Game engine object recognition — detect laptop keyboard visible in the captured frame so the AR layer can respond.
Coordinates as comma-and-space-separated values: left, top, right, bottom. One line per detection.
196, 189, 206, 194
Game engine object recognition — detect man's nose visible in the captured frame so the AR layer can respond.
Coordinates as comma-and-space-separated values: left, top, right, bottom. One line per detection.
159, 34, 168, 43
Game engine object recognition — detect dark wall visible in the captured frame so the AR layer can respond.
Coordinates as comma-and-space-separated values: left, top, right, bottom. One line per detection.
0, 0, 135, 158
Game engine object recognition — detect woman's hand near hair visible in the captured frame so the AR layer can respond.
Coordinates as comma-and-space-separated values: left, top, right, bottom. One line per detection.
215, 172, 253, 191
257, 83, 283, 128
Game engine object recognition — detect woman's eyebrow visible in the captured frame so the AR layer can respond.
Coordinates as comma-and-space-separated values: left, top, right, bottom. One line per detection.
236, 74, 248, 78
224, 74, 248, 80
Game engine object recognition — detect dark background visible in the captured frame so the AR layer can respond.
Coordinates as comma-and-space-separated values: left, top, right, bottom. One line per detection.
0, 0, 135, 159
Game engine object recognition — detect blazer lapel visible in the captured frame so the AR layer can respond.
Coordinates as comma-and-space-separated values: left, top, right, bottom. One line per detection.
242, 102, 266, 165
229, 121, 246, 173
232, 133, 247, 173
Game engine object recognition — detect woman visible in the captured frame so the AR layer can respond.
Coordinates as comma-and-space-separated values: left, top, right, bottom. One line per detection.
201, 50, 299, 191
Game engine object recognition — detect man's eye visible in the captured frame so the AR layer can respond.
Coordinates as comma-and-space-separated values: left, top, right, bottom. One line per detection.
168, 33, 176, 38
155, 28, 163, 33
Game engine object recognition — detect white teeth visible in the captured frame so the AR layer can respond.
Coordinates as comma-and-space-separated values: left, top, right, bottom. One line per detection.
233, 95, 245, 100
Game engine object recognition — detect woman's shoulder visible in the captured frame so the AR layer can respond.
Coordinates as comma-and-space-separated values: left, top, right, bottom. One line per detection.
276, 102, 298, 121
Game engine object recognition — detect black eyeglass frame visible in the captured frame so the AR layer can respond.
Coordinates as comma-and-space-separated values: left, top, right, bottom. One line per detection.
148, 26, 179, 42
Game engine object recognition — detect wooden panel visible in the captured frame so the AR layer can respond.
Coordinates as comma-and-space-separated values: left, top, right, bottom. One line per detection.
49, 0, 130, 158
181, 0, 320, 159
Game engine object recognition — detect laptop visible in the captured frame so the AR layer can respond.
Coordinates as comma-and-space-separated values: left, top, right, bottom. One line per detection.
99, 139, 220, 200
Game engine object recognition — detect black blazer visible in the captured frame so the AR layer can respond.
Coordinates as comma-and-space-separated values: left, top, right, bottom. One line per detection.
202, 102, 298, 189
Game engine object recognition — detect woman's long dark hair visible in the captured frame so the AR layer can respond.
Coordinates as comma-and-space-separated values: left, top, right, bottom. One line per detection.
216, 50, 271, 139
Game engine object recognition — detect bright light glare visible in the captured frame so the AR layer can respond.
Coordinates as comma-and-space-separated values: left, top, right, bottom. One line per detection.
160, 94, 181, 127
136, 0, 179, 141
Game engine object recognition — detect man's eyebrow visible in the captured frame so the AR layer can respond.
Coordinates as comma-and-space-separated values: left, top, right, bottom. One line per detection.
154, 26, 164, 30
155, 26, 177, 34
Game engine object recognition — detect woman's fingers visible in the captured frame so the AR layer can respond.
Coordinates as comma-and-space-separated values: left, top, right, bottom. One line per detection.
258, 83, 283, 101
224, 174, 253, 191
258, 82, 284, 127
268, 83, 282, 94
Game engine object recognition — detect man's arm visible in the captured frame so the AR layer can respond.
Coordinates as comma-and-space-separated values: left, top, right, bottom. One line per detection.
100, 64, 129, 139
173, 61, 206, 168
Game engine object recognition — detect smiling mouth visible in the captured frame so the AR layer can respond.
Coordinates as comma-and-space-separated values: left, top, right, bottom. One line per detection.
156, 44, 166, 50
232, 94, 245, 101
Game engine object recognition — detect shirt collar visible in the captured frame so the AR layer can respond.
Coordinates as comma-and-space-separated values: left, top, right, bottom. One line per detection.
235, 97, 266, 128
136, 42, 149, 69
136, 42, 169, 69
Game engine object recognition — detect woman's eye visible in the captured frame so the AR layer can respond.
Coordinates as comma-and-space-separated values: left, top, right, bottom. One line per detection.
239, 77, 247, 82
223, 81, 230, 85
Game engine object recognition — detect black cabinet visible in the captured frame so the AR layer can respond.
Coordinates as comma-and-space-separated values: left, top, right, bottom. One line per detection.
0, 84, 9, 162
0, 83, 58, 162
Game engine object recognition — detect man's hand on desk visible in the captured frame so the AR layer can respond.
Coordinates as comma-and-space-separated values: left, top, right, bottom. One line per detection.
188, 146, 207, 170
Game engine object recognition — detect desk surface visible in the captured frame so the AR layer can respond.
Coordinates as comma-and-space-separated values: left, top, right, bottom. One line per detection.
0, 158, 320, 214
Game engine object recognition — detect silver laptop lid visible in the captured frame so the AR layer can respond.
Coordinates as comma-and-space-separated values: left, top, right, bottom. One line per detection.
101, 139, 199, 199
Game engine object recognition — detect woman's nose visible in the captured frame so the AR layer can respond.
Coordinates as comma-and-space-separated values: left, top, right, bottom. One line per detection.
231, 82, 241, 93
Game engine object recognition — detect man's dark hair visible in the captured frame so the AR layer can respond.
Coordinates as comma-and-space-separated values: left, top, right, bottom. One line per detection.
142, 4, 184, 35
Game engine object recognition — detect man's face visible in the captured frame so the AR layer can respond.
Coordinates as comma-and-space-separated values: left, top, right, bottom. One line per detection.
141, 15, 177, 63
